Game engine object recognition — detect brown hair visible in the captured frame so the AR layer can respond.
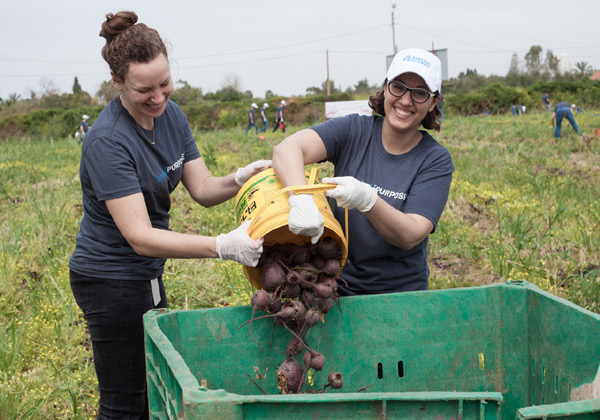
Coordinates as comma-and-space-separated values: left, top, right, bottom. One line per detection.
99, 11, 168, 82
368, 80, 441, 132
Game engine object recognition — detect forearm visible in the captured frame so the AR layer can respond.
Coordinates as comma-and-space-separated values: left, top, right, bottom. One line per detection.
364, 199, 432, 250
127, 227, 219, 259
187, 173, 239, 207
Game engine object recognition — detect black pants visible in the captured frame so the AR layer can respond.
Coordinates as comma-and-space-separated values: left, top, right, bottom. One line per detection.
272, 119, 285, 133
70, 269, 167, 419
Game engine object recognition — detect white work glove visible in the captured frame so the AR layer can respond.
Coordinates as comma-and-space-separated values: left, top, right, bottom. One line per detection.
235, 160, 272, 187
216, 220, 264, 267
322, 176, 378, 212
288, 194, 324, 244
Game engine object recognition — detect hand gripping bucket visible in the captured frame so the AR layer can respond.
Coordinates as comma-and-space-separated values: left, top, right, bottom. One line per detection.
234, 168, 348, 290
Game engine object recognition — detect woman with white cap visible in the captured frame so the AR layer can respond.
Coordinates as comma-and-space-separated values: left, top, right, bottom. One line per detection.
272, 48, 454, 296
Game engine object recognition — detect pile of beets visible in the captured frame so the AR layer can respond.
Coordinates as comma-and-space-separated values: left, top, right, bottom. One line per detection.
241, 236, 345, 394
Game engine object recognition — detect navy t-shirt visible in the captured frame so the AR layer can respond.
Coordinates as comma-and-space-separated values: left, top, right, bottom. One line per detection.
312, 114, 454, 295
69, 97, 201, 280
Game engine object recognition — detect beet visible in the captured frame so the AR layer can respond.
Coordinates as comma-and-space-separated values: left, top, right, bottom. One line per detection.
314, 283, 333, 300
310, 254, 326, 270
303, 307, 321, 329
277, 359, 303, 394
303, 350, 326, 371
323, 259, 340, 276
317, 297, 333, 314
317, 236, 340, 260
251, 290, 270, 312
268, 294, 282, 314
286, 337, 304, 359
281, 282, 301, 299
301, 289, 316, 308
259, 262, 286, 292
322, 276, 339, 293
327, 371, 344, 389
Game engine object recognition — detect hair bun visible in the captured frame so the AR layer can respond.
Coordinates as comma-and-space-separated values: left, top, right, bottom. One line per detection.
99, 11, 138, 43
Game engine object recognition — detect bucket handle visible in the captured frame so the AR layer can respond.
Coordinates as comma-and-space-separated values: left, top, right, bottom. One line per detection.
247, 181, 349, 246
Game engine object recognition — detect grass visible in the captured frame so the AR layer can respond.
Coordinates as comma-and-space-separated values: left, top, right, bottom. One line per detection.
1, 110, 599, 417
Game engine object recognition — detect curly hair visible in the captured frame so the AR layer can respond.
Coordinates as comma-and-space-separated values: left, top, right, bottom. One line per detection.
99, 11, 168, 82
368, 81, 441, 131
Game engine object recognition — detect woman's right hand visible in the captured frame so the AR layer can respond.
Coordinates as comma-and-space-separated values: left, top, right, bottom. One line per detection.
287, 194, 324, 244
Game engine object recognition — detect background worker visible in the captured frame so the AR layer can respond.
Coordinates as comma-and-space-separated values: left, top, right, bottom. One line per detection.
77, 114, 90, 143
259, 102, 269, 132
542, 92, 551, 113
272, 99, 286, 133
68, 11, 268, 419
551, 101, 582, 138
245, 102, 259, 135
272, 48, 454, 296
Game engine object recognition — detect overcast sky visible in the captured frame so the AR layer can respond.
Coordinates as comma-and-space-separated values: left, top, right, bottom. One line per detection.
1, 0, 599, 100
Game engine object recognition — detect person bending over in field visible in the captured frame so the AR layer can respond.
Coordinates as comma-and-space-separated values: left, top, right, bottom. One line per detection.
272, 48, 454, 296
68, 11, 269, 419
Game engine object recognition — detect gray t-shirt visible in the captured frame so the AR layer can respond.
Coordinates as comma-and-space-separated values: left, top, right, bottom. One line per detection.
69, 97, 200, 280
312, 114, 454, 295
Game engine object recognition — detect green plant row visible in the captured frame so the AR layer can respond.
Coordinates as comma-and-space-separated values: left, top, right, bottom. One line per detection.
446, 79, 600, 115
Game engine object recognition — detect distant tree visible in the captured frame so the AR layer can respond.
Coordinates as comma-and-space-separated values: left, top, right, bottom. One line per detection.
508, 53, 520, 75
72, 77, 82, 95
7, 93, 21, 106
353, 78, 378, 95
95, 80, 119, 104
575, 61, 593, 77
306, 80, 341, 96
221, 73, 242, 92
265, 90, 276, 100
39, 78, 59, 96
545, 50, 559, 78
524, 45, 543, 75
170, 80, 203, 106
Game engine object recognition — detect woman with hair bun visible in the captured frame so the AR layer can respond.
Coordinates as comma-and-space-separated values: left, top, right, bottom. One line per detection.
272, 48, 454, 296
69, 11, 269, 418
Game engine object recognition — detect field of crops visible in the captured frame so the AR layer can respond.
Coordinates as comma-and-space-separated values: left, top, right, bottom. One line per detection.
1, 110, 599, 417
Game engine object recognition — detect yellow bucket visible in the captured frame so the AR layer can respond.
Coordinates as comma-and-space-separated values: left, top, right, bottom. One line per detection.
234, 167, 348, 290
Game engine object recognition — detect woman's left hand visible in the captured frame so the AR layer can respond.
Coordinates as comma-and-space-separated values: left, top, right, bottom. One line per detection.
235, 160, 272, 186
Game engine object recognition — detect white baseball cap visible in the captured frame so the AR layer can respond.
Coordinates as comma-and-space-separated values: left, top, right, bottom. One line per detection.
263, 103, 269, 108
251, 103, 258, 108
280, 100, 286, 106
82, 114, 89, 120
386, 48, 442, 93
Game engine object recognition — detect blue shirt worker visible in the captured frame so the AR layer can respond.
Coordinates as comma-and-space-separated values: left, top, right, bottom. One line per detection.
272, 100, 286, 133
542, 92, 551, 113
77, 114, 90, 143
68, 11, 268, 419
552, 101, 582, 138
246, 103, 259, 135
272, 48, 453, 296
259, 103, 269, 132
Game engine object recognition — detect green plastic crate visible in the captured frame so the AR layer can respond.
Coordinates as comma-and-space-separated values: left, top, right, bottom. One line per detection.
143, 281, 600, 419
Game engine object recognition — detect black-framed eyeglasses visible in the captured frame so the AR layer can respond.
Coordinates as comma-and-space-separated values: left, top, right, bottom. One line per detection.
387, 81, 436, 104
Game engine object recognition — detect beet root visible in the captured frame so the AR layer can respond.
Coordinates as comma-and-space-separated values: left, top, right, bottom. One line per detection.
259, 262, 286, 292
317, 236, 340, 260
303, 350, 326, 371
327, 371, 344, 389
277, 359, 303, 394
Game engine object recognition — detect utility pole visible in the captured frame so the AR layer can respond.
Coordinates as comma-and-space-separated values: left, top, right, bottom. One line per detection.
391, 3, 398, 55
326, 50, 331, 96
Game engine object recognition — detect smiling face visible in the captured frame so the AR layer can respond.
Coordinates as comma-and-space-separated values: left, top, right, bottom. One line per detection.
383, 72, 440, 135
112, 53, 173, 128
